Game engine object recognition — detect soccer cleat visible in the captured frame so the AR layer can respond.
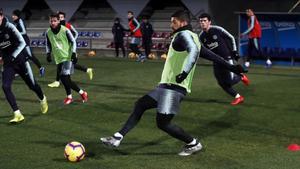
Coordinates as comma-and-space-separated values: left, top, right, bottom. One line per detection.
265, 59, 272, 68
100, 136, 122, 147
86, 68, 93, 80
9, 112, 25, 123
241, 74, 250, 86
80, 91, 88, 103
178, 141, 202, 156
244, 61, 250, 68
39, 67, 45, 77
63, 97, 73, 105
231, 96, 244, 105
40, 95, 48, 114
136, 54, 146, 62
48, 81, 60, 88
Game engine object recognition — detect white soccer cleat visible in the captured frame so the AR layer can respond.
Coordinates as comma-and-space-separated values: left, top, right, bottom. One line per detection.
244, 61, 250, 68
48, 81, 60, 88
100, 136, 122, 147
266, 59, 272, 68
178, 141, 203, 156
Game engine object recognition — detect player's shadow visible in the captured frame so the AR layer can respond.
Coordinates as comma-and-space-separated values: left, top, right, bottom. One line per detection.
184, 97, 229, 105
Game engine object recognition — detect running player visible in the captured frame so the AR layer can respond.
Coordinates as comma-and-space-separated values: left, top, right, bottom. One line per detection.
101, 10, 247, 156
48, 11, 93, 88
0, 9, 48, 123
12, 9, 45, 77
46, 13, 88, 105
199, 13, 250, 105
241, 9, 272, 68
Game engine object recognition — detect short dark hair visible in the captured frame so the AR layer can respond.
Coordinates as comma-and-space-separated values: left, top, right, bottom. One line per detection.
128, 11, 134, 15
49, 13, 59, 20
199, 13, 211, 21
57, 11, 66, 17
12, 9, 21, 17
171, 10, 190, 23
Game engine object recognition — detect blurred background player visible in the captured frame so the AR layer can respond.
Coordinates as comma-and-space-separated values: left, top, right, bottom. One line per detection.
12, 9, 45, 77
199, 13, 250, 105
112, 17, 127, 58
241, 8, 272, 68
0, 9, 48, 123
48, 11, 93, 88
101, 10, 247, 156
127, 11, 146, 62
46, 13, 88, 105
141, 16, 154, 58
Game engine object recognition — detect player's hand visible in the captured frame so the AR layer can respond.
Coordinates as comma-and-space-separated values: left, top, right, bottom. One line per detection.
71, 52, 78, 64
232, 51, 240, 60
46, 53, 52, 63
176, 71, 188, 83
230, 64, 248, 74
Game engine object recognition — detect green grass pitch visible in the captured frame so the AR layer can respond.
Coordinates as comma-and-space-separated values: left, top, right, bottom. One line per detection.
0, 56, 300, 169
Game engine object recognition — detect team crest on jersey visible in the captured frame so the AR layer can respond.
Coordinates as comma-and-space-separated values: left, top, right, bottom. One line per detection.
213, 35, 217, 40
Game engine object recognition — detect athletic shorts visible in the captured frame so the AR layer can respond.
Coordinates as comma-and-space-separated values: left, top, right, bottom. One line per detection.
148, 87, 185, 115
59, 61, 74, 75
130, 37, 141, 44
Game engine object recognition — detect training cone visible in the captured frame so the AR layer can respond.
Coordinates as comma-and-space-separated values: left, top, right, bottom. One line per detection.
287, 144, 300, 151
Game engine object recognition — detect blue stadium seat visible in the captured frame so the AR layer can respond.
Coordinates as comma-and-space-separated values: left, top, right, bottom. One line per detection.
77, 41, 83, 47
93, 32, 101, 38
31, 40, 38, 46
82, 41, 88, 47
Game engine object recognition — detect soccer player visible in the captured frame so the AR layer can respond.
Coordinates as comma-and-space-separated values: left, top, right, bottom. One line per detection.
101, 10, 247, 156
46, 13, 88, 105
48, 11, 93, 88
0, 9, 48, 123
241, 9, 272, 68
11, 9, 45, 77
141, 16, 154, 58
112, 17, 127, 58
199, 13, 250, 105
127, 11, 146, 62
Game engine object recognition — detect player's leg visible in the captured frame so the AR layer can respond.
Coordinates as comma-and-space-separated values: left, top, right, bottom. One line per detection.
2, 65, 24, 123
18, 61, 48, 113
101, 94, 157, 147
130, 37, 145, 62
245, 39, 254, 67
254, 38, 272, 67
60, 61, 88, 104
155, 88, 202, 156
48, 64, 61, 87
115, 42, 120, 57
25, 46, 45, 76
120, 41, 126, 57
213, 64, 244, 105
74, 63, 93, 80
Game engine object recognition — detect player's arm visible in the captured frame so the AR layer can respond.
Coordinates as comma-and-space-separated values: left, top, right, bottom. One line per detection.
8, 23, 26, 60
132, 18, 140, 32
66, 29, 77, 63
173, 31, 199, 83
199, 46, 247, 74
18, 19, 27, 35
241, 16, 255, 36
69, 25, 78, 40
212, 26, 237, 51
45, 34, 52, 62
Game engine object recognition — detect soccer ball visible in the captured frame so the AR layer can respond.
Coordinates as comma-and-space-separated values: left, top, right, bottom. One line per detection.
161, 53, 167, 60
128, 52, 137, 59
88, 50, 96, 57
148, 53, 156, 59
64, 141, 86, 162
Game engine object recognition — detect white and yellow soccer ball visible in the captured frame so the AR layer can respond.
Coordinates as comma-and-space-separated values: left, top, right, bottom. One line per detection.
160, 53, 167, 60
64, 141, 86, 162
128, 52, 138, 59
148, 53, 157, 60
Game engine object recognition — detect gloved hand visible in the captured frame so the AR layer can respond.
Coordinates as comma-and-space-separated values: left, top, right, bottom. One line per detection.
231, 51, 240, 60
46, 53, 52, 63
175, 71, 188, 83
71, 52, 78, 64
229, 64, 248, 74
